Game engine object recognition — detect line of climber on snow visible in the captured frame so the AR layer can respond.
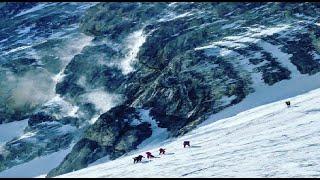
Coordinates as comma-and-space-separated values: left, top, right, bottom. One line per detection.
133, 100, 293, 163
133, 141, 191, 163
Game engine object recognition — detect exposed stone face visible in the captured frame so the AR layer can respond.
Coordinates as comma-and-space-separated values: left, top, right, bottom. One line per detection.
46, 138, 108, 177
28, 112, 56, 127
121, 50, 251, 133
56, 44, 125, 99
79, 2, 168, 40
46, 105, 152, 177
0, 121, 75, 173
0, 2, 96, 173
47, 2, 320, 176
284, 33, 320, 75
2, 2, 320, 177
0, 2, 37, 19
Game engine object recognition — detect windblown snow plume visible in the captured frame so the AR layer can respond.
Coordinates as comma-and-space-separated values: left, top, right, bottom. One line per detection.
52, 33, 93, 84
1, 69, 55, 110
80, 89, 123, 114
120, 29, 146, 75
0, 33, 93, 115
56, 34, 93, 69
79, 89, 123, 124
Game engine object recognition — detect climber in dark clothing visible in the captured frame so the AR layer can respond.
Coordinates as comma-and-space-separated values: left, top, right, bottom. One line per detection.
285, 101, 291, 108
159, 148, 166, 155
133, 155, 144, 163
146, 152, 155, 159
183, 141, 190, 148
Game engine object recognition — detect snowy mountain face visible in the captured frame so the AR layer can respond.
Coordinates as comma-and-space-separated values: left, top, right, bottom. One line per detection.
58, 87, 320, 178
0, 2, 320, 177
0, 2, 96, 174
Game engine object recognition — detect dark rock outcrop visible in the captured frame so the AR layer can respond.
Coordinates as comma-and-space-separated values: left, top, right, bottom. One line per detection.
47, 105, 152, 177
28, 112, 56, 127
0, 120, 76, 173
79, 2, 167, 40
2, 2, 320, 177
0, 2, 37, 19
56, 44, 125, 100
49, 2, 320, 176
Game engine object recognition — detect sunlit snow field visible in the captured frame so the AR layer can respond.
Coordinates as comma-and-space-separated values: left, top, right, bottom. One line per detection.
58, 88, 320, 178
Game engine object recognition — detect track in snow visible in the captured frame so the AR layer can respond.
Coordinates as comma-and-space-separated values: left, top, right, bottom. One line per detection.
59, 88, 320, 178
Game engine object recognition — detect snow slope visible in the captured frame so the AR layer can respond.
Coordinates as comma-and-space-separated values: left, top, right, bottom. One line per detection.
59, 88, 320, 178
0, 119, 29, 148
0, 145, 74, 178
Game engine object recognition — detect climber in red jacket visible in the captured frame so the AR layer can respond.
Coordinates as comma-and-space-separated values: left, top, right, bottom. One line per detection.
159, 148, 166, 155
146, 152, 155, 159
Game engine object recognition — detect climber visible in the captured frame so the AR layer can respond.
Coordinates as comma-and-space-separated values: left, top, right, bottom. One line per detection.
285, 101, 291, 108
183, 141, 190, 148
146, 152, 155, 159
133, 155, 144, 164
159, 148, 166, 155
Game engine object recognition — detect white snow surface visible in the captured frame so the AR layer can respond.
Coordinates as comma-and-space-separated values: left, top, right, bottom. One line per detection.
136, 109, 169, 149
58, 87, 320, 178
158, 11, 194, 22
195, 24, 291, 52
257, 40, 300, 77
14, 3, 56, 17
0, 119, 28, 147
0, 145, 74, 178
221, 20, 244, 30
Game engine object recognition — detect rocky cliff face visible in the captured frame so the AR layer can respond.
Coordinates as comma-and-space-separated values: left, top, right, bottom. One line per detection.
1, 2, 320, 177
46, 2, 320, 176
47, 105, 152, 177
0, 2, 96, 173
